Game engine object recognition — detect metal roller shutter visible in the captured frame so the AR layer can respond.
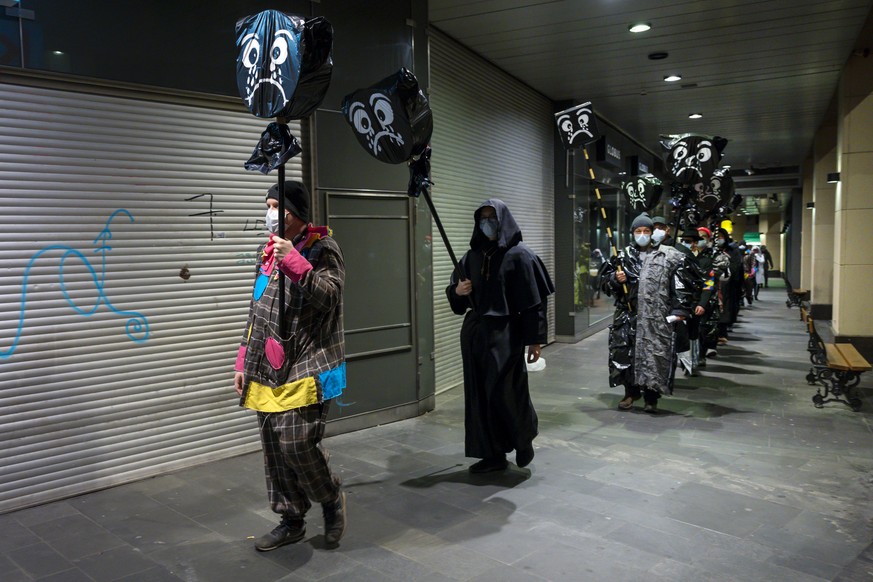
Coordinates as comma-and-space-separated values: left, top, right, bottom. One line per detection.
0, 80, 303, 512
429, 29, 555, 392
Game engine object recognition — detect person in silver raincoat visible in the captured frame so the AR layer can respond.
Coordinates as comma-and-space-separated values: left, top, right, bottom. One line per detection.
600, 212, 695, 413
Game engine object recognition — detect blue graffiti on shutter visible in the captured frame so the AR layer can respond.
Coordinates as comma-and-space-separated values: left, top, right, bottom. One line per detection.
1, 209, 150, 359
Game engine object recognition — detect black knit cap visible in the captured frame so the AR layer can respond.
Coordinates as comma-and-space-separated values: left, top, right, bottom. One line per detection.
630, 212, 654, 231
266, 180, 310, 223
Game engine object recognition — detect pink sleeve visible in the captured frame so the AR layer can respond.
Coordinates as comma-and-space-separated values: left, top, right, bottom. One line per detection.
278, 250, 313, 283
235, 345, 247, 372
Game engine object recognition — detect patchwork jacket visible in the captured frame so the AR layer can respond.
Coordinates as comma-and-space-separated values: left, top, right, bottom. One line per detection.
236, 226, 346, 412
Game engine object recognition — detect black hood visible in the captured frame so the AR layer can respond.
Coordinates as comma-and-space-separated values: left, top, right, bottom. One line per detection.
470, 198, 523, 250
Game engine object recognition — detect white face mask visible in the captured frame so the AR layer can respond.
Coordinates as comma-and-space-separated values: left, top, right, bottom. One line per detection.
265, 208, 280, 234
635, 233, 651, 247
651, 228, 666, 244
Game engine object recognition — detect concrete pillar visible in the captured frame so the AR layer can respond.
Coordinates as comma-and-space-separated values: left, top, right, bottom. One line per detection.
799, 160, 814, 289
810, 116, 837, 319
760, 210, 782, 274
834, 51, 873, 357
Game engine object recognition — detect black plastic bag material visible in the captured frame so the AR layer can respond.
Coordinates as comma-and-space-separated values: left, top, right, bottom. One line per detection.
620, 174, 662, 213
341, 68, 433, 165
245, 122, 302, 174
554, 102, 600, 149
235, 10, 333, 119
660, 134, 728, 186
695, 167, 734, 217
407, 145, 432, 198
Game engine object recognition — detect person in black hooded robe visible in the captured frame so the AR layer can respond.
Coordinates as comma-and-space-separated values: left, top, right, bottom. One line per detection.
446, 199, 554, 473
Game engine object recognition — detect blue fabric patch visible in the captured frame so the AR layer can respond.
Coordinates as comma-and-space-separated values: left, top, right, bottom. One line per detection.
319, 363, 346, 400
253, 273, 269, 301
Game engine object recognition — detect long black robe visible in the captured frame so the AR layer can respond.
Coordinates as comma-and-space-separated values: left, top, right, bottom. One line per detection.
446, 199, 554, 460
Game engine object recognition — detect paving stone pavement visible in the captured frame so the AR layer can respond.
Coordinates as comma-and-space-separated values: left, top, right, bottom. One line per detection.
2, 285, 872, 581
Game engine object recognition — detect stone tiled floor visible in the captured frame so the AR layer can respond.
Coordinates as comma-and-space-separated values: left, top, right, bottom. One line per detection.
2, 285, 872, 581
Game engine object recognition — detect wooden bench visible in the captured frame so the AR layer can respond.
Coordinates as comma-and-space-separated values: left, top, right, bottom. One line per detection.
783, 275, 810, 309
804, 316, 870, 411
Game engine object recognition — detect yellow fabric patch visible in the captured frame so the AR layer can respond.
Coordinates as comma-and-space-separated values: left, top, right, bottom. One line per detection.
244, 377, 318, 412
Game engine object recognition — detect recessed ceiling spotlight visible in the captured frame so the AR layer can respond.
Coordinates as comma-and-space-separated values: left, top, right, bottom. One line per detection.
648, 51, 669, 60
664, 74, 682, 82
628, 23, 651, 33
52, 50, 64, 56
688, 113, 703, 119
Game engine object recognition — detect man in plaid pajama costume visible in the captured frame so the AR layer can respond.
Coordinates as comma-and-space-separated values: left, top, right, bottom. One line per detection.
233, 181, 347, 551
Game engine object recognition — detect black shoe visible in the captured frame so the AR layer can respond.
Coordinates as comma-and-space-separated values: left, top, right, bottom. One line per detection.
254, 519, 306, 551
643, 403, 658, 414
469, 456, 508, 473
516, 443, 535, 468
322, 490, 347, 547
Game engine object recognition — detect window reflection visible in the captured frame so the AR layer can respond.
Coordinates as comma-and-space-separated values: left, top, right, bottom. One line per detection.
573, 173, 626, 332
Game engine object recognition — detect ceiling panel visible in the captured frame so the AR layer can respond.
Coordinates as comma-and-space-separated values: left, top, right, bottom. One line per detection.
430, 0, 873, 171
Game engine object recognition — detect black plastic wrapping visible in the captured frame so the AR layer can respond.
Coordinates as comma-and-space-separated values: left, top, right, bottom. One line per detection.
235, 10, 333, 119
696, 167, 734, 217
620, 174, 663, 213
407, 145, 432, 198
244, 122, 302, 174
660, 134, 728, 186
341, 68, 433, 165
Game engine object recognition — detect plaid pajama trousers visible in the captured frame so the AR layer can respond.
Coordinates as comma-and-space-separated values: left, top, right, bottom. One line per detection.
257, 401, 341, 518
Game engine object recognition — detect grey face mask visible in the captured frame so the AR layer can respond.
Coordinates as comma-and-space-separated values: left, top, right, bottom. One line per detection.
651, 228, 666, 244
635, 233, 651, 247
479, 217, 498, 239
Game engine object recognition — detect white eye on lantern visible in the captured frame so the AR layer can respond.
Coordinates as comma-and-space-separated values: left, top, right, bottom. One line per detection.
557, 114, 573, 134
576, 112, 589, 126
370, 96, 395, 127
271, 35, 289, 65
242, 36, 261, 68
350, 103, 372, 134
673, 144, 688, 161
696, 148, 712, 162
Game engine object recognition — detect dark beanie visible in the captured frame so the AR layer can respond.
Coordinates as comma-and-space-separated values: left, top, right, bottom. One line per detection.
266, 180, 310, 223
630, 212, 654, 231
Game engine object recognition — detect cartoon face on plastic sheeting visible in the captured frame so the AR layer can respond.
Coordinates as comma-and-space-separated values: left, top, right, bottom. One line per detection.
342, 69, 433, 165
236, 10, 303, 118
621, 175, 663, 213
555, 102, 600, 149
695, 167, 734, 216
661, 134, 727, 185
347, 92, 405, 159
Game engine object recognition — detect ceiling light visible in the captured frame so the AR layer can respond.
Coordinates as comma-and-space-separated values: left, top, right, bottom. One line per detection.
628, 23, 651, 33
688, 113, 703, 119
52, 50, 64, 56
664, 74, 682, 82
